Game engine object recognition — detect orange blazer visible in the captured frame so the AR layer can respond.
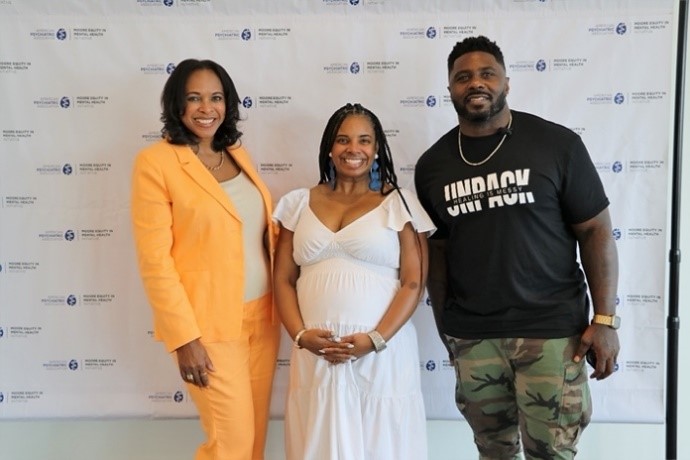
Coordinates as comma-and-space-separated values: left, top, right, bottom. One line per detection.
131, 140, 276, 352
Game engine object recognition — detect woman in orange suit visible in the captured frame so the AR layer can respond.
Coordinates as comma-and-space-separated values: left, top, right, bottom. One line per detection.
131, 58, 280, 460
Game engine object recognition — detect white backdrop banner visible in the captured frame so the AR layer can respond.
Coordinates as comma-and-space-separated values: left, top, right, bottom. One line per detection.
0, 0, 674, 423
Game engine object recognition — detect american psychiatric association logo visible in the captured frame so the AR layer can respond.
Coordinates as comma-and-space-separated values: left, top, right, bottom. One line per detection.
350, 62, 360, 74
241, 29, 252, 41
63, 163, 73, 175
425, 360, 436, 371
535, 60, 547, 72
426, 95, 437, 107
69, 359, 79, 371
174, 391, 184, 402
426, 27, 437, 39
166, 63, 176, 74
242, 97, 253, 108
612, 228, 622, 240
612, 161, 623, 173
56, 28, 68, 40
0, 392, 4, 403
59, 97, 71, 109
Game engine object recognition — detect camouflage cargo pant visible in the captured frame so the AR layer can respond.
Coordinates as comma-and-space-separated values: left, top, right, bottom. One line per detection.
446, 336, 592, 460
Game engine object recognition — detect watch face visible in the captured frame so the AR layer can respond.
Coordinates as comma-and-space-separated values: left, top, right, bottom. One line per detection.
612, 316, 621, 329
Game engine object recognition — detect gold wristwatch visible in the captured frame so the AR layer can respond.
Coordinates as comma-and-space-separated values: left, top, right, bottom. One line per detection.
591, 314, 621, 330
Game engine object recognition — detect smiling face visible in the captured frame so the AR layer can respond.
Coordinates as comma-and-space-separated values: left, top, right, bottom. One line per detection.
330, 114, 377, 182
181, 68, 226, 144
448, 50, 509, 123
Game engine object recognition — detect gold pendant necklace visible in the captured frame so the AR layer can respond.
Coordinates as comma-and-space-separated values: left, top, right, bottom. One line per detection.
458, 114, 513, 167
195, 149, 225, 171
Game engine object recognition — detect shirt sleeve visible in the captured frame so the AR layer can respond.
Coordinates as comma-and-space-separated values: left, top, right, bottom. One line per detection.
272, 188, 309, 231
560, 136, 610, 224
384, 188, 437, 235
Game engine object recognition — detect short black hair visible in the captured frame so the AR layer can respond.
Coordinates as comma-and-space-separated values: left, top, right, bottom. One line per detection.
447, 35, 505, 74
160, 59, 242, 151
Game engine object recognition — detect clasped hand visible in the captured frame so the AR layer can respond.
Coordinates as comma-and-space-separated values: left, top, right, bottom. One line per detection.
298, 328, 374, 364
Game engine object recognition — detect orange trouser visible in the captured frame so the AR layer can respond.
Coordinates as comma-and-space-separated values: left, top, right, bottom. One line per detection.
185, 295, 280, 460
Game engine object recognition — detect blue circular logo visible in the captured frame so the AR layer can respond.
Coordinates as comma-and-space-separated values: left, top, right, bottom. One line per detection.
612, 160, 623, 173
425, 296, 431, 306
65, 230, 76, 241
426, 95, 437, 107
0, 392, 4, 403
614, 93, 625, 105
0, 327, 4, 338
535, 59, 547, 72
616, 23, 627, 35
60, 97, 71, 109
615, 296, 620, 306
66, 295, 77, 306
241, 28, 252, 41
163, 0, 174, 7
69, 359, 79, 371
426, 27, 437, 39
62, 163, 73, 175
350, 62, 360, 74
174, 391, 184, 402
166, 63, 176, 74
56, 28, 67, 40
349, 0, 360, 5
612, 228, 622, 240
425, 360, 436, 371
0, 264, 3, 273
242, 96, 253, 108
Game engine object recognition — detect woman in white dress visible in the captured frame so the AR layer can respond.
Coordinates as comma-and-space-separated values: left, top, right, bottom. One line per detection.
273, 103, 434, 460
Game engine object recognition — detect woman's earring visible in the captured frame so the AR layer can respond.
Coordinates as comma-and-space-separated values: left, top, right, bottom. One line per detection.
369, 156, 381, 191
329, 159, 336, 190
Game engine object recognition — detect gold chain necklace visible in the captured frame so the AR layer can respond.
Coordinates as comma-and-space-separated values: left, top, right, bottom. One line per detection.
194, 148, 225, 171
458, 114, 513, 167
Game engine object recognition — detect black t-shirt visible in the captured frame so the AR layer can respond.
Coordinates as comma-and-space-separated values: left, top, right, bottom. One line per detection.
414, 110, 609, 339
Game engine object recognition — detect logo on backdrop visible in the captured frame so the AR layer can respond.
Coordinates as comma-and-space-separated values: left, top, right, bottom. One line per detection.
509, 58, 548, 73
425, 360, 436, 371
1, 261, 39, 274
2, 195, 37, 208
36, 162, 112, 176
242, 96, 293, 109
33, 95, 109, 109
174, 391, 184, 402
241, 28, 252, 40
399, 95, 439, 108
2, 129, 35, 141
0, 61, 32, 74
30, 28, 68, 40
0, 393, 4, 403
399, 26, 438, 39
350, 62, 361, 74
1, 326, 43, 339
139, 63, 176, 75
37, 228, 114, 242
439, 24, 478, 39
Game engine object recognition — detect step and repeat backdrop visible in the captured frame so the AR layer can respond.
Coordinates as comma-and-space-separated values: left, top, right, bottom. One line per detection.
0, 0, 674, 422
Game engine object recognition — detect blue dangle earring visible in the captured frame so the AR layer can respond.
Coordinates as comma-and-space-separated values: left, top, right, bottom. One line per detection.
369, 155, 381, 191
328, 154, 336, 190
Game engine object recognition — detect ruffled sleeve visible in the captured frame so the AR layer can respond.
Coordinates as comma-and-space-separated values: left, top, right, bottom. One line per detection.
383, 188, 436, 236
272, 188, 310, 231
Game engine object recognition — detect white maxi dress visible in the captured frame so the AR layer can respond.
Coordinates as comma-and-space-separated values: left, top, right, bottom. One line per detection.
273, 187, 434, 460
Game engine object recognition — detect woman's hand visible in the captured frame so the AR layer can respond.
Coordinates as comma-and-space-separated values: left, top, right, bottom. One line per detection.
176, 338, 215, 387
298, 329, 356, 364
339, 333, 375, 361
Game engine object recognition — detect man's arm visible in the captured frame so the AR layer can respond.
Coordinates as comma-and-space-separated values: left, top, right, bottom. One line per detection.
427, 238, 452, 358
571, 207, 620, 380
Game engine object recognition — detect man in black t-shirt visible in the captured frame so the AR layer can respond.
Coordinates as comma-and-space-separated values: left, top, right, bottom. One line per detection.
414, 36, 620, 460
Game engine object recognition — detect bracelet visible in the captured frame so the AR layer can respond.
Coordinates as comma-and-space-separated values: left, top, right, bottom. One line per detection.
293, 328, 308, 349
367, 330, 387, 353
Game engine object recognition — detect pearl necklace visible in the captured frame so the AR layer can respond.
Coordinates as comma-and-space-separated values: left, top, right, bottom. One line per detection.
194, 148, 225, 171
458, 115, 513, 167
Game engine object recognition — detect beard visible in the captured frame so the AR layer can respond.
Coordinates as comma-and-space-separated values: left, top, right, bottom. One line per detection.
452, 89, 508, 123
